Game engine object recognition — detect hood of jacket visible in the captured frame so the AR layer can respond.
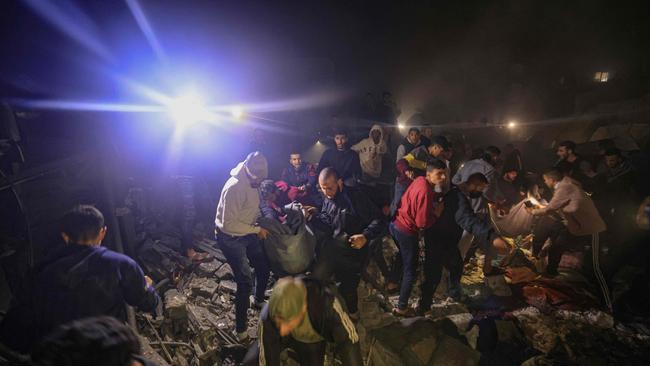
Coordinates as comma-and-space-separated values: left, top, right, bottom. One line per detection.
369, 124, 384, 142
37, 245, 106, 290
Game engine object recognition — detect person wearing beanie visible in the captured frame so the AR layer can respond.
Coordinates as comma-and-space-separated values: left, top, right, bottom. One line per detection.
243, 277, 362, 366
215, 151, 272, 342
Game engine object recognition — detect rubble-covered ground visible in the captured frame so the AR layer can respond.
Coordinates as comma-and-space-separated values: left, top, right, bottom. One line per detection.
126, 182, 650, 366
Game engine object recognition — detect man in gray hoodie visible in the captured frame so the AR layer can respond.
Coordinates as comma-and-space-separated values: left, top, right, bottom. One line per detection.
215, 151, 271, 342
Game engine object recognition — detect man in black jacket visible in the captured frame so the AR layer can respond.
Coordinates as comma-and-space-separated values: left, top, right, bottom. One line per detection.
244, 277, 362, 366
317, 128, 362, 187
0, 205, 160, 353
308, 167, 385, 316
419, 173, 505, 314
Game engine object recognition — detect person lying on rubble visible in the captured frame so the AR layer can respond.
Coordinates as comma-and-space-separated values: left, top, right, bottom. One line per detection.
307, 167, 385, 320
31, 316, 158, 366
0, 205, 160, 354
389, 159, 446, 316
419, 172, 509, 315
215, 152, 272, 342
243, 277, 362, 366
526, 168, 612, 311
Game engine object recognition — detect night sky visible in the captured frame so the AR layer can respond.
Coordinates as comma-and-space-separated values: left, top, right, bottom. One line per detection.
1, 0, 648, 124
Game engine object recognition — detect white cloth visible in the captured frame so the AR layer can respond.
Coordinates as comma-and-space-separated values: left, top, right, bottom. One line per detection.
215, 162, 261, 236
351, 124, 387, 178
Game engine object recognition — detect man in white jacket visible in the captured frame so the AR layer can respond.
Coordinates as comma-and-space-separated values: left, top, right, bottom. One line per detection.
351, 124, 388, 180
215, 152, 271, 342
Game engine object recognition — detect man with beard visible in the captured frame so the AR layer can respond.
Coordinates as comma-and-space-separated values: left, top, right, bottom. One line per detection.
318, 128, 362, 187
308, 168, 385, 319
555, 140, 596, 190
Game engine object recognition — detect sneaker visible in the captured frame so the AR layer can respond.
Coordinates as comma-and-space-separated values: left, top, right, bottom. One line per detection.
233, 329, 250, 343
391, 307, 416, 317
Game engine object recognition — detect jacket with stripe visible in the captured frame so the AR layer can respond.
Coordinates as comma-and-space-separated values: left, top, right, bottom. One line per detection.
257, 278, 362, 366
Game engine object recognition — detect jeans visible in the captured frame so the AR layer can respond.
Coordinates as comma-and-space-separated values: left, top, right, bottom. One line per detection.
390, 182, 408, 217
312, 235, 367, 314
389, 223, 419, 309
420, 232, 463, 311
217, 233, 270, 333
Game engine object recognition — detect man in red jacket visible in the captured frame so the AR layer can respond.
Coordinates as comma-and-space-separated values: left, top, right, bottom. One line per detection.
390, 159, 447, 316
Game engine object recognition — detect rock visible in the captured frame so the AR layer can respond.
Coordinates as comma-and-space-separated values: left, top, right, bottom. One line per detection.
196, 260, 222, 277
465, 325, 480, 349
429, 301, 470, 319
219, 280, 237, 294
189, 277, 219, 298
164, 289, 188, 320
430, 335, 481, 366
411, 336, 438, 365
215, 263, 234, 280
446, 313, 473, 334
484, 274, 512, 296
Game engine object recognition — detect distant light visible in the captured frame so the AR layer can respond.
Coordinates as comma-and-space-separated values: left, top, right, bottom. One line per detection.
507, 121, 517, 129
230, 105, 245, 120
167, 93, 209, 125
316, 141, 322, 145
594, 71, 609, 83
398, 123, 406, 130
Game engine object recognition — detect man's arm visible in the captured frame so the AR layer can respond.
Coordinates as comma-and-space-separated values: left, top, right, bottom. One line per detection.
119, 258, 160, 313
454, 192, 493, 238
221, 185, 261, 235
350, 150, 362, 182
414, 187, 437, 229
357, 191, 385, 241
531, 184, 571, 215
256, 306, 282, 366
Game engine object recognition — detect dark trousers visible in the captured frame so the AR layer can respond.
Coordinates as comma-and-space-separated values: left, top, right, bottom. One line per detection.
312, 236, 367, 314
217, 233, 270, 333
389, 223, 419, 309
532, 216, 587, 275
420, 233, 463, 311
243, 338, 326, 366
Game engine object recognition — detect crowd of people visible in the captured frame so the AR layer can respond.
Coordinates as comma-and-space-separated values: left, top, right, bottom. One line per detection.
0, 120, 648, 365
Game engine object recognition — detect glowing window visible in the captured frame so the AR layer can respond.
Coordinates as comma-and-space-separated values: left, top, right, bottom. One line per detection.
594, 72, 609, 82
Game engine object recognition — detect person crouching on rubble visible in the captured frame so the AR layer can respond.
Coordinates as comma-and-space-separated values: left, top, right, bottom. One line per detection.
215, 152, 272, 342
243, 277, 362, 366
390, 159, 446, 316
0, 205, 160, 354
526, 167, 611, 311
419, 173, 509, 315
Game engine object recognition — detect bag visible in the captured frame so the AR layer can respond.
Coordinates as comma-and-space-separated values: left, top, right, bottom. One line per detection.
258, 203, 316, 275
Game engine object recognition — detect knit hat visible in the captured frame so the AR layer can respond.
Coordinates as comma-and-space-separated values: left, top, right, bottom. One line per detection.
244, 151, 268, 180
269, 277, 307, 321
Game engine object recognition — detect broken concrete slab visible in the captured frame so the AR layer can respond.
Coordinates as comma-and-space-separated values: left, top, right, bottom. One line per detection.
215, 263, 233, 280
430, 335, 481, 366
219, 280, 237, 294
484, 274, 513, 297
189, 277, 219, 298
196, 259, 222, 277
164, 289, 188, 320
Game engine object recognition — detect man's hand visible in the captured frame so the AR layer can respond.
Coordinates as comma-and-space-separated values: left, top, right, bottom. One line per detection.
303, 206, 317, 220
298, 185, 306, 191
349, 234, 368, 249
258, 227, 270, 240
144, 275, 154, 288
433, 202, 445, 217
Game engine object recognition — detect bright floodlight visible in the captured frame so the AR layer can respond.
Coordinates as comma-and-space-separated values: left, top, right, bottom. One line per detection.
167, 93, 209, 125
230, 105, 245, 120
507, 121, 517, 129
398, 123, 406, 130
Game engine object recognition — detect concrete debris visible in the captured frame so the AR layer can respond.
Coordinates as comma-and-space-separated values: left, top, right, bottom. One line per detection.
215, 263, 234, 280
196, 260, 222, 277
164, 289, 188, 320
484, 274, 513, 297
219, 280, 237, 295
189, 277, 219, 298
